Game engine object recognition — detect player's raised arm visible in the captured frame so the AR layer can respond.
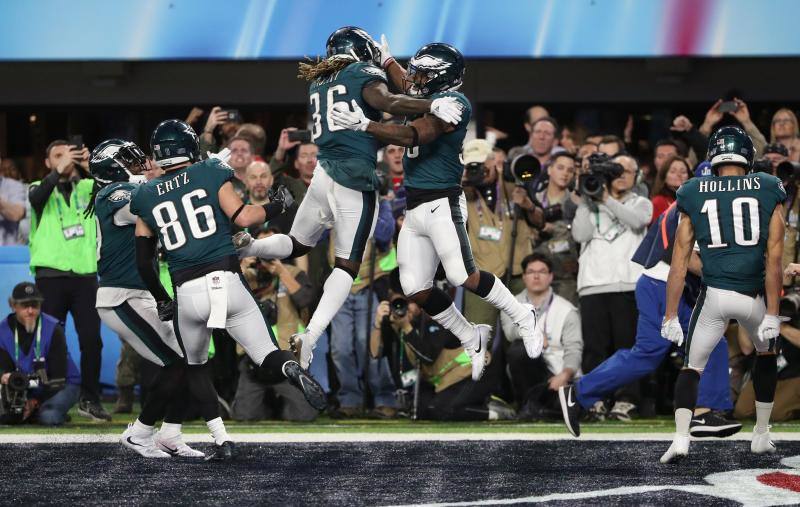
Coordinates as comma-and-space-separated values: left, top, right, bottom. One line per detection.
371, 34, 408, 92
218, 181, 292, 228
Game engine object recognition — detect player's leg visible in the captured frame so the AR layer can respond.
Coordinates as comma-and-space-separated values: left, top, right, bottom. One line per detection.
224, 272, 326, 411
662, 287, 727, 463
739, 294, 777, 454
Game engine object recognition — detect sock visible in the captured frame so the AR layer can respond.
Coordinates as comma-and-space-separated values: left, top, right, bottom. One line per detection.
431, 304, 475, 347
674, 369, 700, 412
675, 408, 692, 437
207, 417, 231, 445
244, 234, 293, 259
259, 349, 297, 383
479, 275, 531, 323
305, 268, 354, 341
132, 419, 154, 438
755, 401, 774, 434
159, 422, 182, 440
753, 354, 778, 403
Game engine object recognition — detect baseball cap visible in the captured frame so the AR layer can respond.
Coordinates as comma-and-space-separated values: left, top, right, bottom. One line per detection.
461, 139, 493, 165
764, 143, 789, 157
695, 161, 712, 178
10, 282, 44, 304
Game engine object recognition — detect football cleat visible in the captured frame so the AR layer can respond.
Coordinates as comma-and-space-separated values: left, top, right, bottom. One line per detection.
289, 332, 314, 370
465, 324, 491, 381
516, 307, 543, 359
689, 412, 742, 438
205, 441, 237, 461
660, 434, 690, 464
154, 432, 205, 459
283, 360, 327, 411
121, 424, 170, 458
751, 428, 777, 454
608, 401, 637, 422
232, 231, 253, 250
558, 384, 581, 438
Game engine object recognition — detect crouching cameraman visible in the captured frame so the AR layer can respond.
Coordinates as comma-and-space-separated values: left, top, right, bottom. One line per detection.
370, 271, 513, 421
0, 282, 80, 425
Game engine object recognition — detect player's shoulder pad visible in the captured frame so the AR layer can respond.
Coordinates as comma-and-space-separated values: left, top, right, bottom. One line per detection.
98, 181, 135, 204
350, 61, 387, 82
757, 171, 788, 202
676, 178, 699, 209
197, 157, 235, 186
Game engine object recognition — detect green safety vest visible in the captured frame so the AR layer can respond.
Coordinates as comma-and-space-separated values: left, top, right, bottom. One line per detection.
29, 178, 97, 275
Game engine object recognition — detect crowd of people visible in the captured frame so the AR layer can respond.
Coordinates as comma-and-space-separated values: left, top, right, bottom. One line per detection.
2, 91, 800, 431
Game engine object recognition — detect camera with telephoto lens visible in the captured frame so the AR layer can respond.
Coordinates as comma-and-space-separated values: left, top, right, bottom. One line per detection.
776, 160, 800, 188
501, 153, 545, 206
0, 358, 59, 420
780, 287, 800, 323
577, 153, 624, 200
390, 297, 408, 318
463, 162, 486, 187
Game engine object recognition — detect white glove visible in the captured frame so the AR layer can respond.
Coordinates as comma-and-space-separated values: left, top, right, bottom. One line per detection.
330, 100, 371, 132
430, 97, 463, 125
661, 316, 684, 347
757, 314, 781, 344
375, 34, 394, 69
208, 147, 231, 163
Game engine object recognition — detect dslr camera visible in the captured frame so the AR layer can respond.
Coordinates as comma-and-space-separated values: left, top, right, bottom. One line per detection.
0, 358, 61, 420
577, 153, 624, 200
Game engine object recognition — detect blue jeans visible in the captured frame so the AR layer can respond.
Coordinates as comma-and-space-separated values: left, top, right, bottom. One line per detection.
39, 383, 80, 426
330, 290, 397, 408
309, 330, 330, 394
576, 275, 732, 411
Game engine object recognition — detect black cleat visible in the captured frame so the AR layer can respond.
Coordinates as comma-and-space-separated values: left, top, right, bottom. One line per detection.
78, 398, 112, 422
558, 384, 581, 438
204, 441, 237, 461
690, 411, 743, 438
283, 361, 327, 411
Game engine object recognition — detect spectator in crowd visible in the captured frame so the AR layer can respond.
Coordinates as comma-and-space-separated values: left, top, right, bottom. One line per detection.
532, 153, 579, 303
381, 144, 405, 192
270, 128, 318, 201
559, 126, 577, 154
669, 115, 709, 164
698, 98, 766, 156
227, 136, 255, 198
769, 108, 800, 162
649, 155, 692, 223
0, 282, 80, 425
232, 228, 318, 422
28, 140, 109, 421
509, 116, 560, 167
235, 123, 267, 159
0, 154, 26, 245
370, 271, 514, 421
244, 161, 273, 206
763, 143, 789, 172
647, 139, 680, 192
199, 106, 242, 154
598, 135, 625, 157
462, 140, 534, 325
576, 142, 599, 174
571, 153, 652, 420
502, 254, 582, 420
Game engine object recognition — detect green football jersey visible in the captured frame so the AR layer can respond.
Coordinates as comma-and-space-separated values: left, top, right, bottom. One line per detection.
130, 158, 237, 276
677, 171, 786, 292
403, 91, 472, 190
309, 61, 386, 191
95, 182, 145, 289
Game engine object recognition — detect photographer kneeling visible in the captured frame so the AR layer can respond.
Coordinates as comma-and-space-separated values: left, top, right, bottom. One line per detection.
370, 270, 514, 421
0, 282, 80, 425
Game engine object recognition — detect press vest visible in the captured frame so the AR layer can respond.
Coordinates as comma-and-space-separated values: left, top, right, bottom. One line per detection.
541, 294, 580, 377
0, 313, 80, 384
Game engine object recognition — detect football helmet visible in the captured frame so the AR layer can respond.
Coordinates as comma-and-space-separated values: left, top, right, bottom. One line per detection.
89, 139, 148, 186
405, 43, 465, 97
150, 119, 200, 168
707, 125, 755, 173
326, 26, 377, 63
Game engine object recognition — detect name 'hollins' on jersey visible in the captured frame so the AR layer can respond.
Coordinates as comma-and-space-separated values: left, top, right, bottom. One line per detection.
155, 172, 190, 196
698, 177, 762, 193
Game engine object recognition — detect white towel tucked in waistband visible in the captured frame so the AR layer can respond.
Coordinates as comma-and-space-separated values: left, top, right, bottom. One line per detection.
205, 271, 228, 329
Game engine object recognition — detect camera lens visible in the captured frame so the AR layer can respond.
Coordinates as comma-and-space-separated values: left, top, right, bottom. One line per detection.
390, 297, 408, 317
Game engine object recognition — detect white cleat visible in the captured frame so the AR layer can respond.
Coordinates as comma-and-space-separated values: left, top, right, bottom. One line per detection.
517, 306, 543, 358
121, 424, 171, 458
465, 324, 492, 381
154, 432, 205, 458
290, 332, 314, 370
660, 434, 690, 464
751, 428, 777, 454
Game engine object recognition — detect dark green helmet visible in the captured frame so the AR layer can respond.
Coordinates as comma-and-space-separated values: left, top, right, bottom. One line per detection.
150, 119, 200, 168
326, 26, 377, 63
89, 139, 147, 186
707, 125, 756, 173
406, 43, 465, 97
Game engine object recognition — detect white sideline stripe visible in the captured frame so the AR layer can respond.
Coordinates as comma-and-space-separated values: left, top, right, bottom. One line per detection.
3, 432, 800, 444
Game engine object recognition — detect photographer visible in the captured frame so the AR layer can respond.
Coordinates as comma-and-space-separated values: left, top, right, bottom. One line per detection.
269, 128, 318, 202
571, 153, 652, 420
370, 271, 514, 421
509, 115, 560, 168
0, 282, 80, 425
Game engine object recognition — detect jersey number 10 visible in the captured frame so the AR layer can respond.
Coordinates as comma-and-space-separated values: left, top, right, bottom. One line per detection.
700, 197, 760, 249
152, 189, 217, 251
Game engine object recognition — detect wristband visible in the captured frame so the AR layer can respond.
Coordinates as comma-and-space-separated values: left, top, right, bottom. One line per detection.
382, 57, 397, 70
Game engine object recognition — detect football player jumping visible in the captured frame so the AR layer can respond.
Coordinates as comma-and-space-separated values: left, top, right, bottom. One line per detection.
660, 126, 786, 463
330, 38, 543, 381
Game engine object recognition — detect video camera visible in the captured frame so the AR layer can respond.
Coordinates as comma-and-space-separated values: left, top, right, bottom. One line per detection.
780, 288, 800, 324
0, 359, 62, 420
776, 161, 800, 188
577, 153, 624, 200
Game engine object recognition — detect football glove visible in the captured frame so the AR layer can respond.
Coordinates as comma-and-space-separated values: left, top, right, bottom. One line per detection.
373, 34, 394, 69
156, 299, 175, 322
207, 147, 231, 164
661, 316, 684, 347
430, 97, 463, 125
267, 184, 295, 212
330, 100, 371, 132
757, 314, 781, 344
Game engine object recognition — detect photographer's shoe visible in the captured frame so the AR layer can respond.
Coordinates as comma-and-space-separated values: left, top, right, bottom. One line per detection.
289, 332, 314, 370
465, 324, 491, 381
78, 398, 112, 422
121, 424, 170, 458
559, 384, 581, 437
516, 307, 543, 358
154, 432, 204, 459
283, 360, 327, 411
689, 411, 742, 438
205, 441, 237, 461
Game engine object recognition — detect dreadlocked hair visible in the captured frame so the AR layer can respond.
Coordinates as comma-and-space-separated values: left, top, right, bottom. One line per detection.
83, 179, 103, 218
297, 56, 355, 82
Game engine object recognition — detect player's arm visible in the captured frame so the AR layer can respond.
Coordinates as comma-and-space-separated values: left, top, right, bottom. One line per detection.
384, 60, 409, 93
765, 203, 786, 317
362, 81, 432, 116
218, 181, 286, 228
112, 203, 137, 226
665, 213, 695, 320
368, 115, 454, 147
134, 218, 171, 304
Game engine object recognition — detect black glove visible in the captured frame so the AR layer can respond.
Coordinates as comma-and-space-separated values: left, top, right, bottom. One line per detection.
156, 300, 175, 321
267, 185, 295, 213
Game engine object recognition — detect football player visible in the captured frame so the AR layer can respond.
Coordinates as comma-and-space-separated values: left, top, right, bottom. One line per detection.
89, 140, 205, 459
660, 126, 786, 463
130, 119, 326, 461
237, 26, 464, 370
329, 40, 543, 380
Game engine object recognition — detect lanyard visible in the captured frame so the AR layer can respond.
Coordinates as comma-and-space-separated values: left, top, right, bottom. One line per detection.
14, 318, 42, 364
54, 181, 82, 226
526, 291, 554, 336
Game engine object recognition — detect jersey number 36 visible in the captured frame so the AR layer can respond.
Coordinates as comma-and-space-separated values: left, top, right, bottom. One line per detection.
152, 189, 217, 250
